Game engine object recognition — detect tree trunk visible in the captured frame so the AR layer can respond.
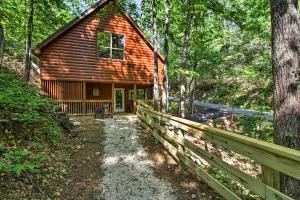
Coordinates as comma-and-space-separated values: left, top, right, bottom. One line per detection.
161, 0, 170, 113
152, 0, 160, 111
270, 0, 300, 198
179, 3, 193, 118
189, 64, 196, 116
24, 0, 34, 81
0, 25, 4, 69
189, 78, 195, 116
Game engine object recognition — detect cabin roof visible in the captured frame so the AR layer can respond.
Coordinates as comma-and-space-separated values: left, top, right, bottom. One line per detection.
33, 0, 164, 62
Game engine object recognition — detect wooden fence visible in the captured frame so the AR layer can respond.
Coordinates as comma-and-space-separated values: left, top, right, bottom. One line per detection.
136, 101, 300, 200
56, 100, 112, 115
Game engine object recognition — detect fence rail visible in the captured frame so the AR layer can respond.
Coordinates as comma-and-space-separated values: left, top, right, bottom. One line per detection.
56, 100, 112, 115
136, 100, 299, 200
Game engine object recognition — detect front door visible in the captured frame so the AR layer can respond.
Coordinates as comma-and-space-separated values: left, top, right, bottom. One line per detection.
114, 88, 125, 112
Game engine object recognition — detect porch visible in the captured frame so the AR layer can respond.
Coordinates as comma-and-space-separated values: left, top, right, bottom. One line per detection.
42, 80, 153, 115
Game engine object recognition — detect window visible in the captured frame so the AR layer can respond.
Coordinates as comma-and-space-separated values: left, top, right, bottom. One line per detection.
137, 89, 148, 100
128, 89, 148, 100
97, 32, 110, 58
93, 88, 100, 97
97, 31, 124, 60
128, 89, 134, 101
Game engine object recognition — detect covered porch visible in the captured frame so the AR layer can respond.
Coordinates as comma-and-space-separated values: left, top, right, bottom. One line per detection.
42, 80, 153, 115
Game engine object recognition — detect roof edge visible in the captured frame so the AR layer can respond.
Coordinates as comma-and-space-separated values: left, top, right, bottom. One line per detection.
33, 0, 109, 56
33, 0, 165, 63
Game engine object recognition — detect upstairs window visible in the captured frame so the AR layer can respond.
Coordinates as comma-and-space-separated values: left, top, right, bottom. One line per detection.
97, 31, 125, 60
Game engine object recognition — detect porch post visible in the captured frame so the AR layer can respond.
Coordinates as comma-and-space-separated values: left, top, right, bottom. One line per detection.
83, 81, 86, 116
112, 83, 114, 114
133, 84, 137, 113
147, 87, 151, 99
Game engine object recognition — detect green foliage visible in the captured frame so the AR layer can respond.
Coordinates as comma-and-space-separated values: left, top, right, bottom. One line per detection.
168, 101, 179, 115
0, 144, 44, 174
209, 166, 258, 199
0, 72, 60, 142
0, 71, 60, 175
139, 0, 272, 112
0, 0, 74, 59
237, 115, 273, 142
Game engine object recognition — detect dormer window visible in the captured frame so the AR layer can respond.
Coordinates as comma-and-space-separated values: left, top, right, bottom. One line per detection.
97, 31, 124, 60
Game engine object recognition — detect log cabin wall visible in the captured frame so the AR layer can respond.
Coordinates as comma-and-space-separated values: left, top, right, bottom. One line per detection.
40, 1, 164, 85
42, 80, 83, 100
86, 83, 112, 100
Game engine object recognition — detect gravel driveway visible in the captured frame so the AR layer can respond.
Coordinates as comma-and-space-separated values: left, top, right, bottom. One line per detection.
97, 118, 176, 200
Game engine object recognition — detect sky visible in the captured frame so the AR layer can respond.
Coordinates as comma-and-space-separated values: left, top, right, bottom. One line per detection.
133, 0, 142, 8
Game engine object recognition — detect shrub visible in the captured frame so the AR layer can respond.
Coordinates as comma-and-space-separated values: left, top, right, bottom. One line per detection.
0, 143, 44, 174
0, 72, 60, 142
237, 115, 273, 142
168, 101, 179, 115
0, 71, 61, 175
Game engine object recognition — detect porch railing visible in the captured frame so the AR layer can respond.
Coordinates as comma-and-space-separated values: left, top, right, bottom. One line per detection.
56, 100, 112, 115
136, 100, 299, 200
86, 100, 112, 115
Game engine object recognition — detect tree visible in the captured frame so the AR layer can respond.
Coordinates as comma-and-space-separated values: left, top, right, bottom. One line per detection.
189, 56, 197, 116
0, 25, 4, 68
179, 0, 193, 118
152, 0, 160, 111
23, 0, 34, 81
161, 0, 170, 113
270, 0, 300, 198
1, 0, 74, 61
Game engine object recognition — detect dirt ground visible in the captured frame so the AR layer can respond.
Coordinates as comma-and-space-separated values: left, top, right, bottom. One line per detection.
60, 117, 105, 199
0, 116, 223, 199
65, 116, 222, 200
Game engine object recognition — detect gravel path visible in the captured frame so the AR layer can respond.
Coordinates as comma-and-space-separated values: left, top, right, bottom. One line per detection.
98, 118, 176, 200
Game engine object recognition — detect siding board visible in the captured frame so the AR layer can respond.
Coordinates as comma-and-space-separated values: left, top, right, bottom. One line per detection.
41, 3, 163, 84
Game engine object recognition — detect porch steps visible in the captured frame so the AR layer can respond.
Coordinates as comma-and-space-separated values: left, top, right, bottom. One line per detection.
54, 106, 75, 134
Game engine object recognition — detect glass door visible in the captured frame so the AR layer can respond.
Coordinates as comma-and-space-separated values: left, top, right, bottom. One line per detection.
114, 88, 125, 112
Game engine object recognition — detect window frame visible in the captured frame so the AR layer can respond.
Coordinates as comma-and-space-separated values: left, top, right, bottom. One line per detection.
96, 31, 125, 61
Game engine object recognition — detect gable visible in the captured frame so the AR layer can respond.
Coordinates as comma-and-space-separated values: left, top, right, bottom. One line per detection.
38, 0, 164, 84
33, 0, 164, 63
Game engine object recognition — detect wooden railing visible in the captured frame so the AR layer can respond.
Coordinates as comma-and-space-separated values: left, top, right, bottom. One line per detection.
136, 101, 300, 200
141, 99, 153, 107
56, 100, 112, 115
86, 100, 112, 115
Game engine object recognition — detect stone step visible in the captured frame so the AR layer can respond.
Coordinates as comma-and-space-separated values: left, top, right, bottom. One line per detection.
59, 116, 74, 133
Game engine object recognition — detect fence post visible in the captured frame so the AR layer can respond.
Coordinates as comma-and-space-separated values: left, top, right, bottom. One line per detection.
261, 165, 280, 191
0, 25, 4, 68
177, 129, 186, 170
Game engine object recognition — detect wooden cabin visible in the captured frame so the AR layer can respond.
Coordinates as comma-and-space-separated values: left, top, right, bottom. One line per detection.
33, 0, 164, 115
